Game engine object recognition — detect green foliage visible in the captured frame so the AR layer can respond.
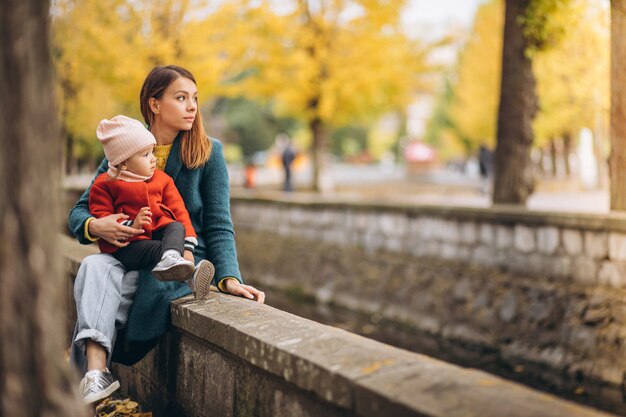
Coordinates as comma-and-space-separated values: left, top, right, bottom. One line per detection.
216, 97, 299, 159
331, 125, 369, 158
424, 77, 457, 146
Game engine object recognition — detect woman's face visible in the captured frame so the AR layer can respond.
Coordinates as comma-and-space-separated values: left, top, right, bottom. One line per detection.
153, 76, 198, 132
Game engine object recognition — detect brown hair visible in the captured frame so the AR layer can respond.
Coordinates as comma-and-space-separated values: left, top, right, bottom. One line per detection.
140, 65, 211, 169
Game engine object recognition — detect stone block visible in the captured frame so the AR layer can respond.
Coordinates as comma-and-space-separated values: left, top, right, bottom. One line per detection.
584, 231, 608, 259
495, 225, 514, 249
456, 246, 472, 262
514, 225, 535, 253
472, 245, 497, 267
414, 217, 436, 240
479, 223, 494, 245
438, 220, 461, 243
459, 222, 478, 245
546, 256, 572, 280
571, 257, 598, 285
384, 236, 403, 253
351, 212, 372, 231
536, 226, 560, 255
440, 243, 459, 260
562, 229, 583, 256
288, 207, 306, 227
609, 232, 626, 261
379, 213, 408, 238
422, 240, 441, 257
363, 231, 384, 253
430, 218, 447, 240
177, 337, 236, 417
328, 210, 350, 233
598, 261, 626, 288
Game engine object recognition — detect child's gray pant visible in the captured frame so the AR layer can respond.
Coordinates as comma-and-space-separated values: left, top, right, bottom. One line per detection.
69, 253, 138, 374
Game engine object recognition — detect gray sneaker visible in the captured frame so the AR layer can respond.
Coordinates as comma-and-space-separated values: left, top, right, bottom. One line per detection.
79, 369, 120, 405
152, 252, 195, 282
189, 260, 214, 299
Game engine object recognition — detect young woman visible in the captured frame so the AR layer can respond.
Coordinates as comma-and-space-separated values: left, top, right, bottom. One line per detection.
68, 65, 265, 405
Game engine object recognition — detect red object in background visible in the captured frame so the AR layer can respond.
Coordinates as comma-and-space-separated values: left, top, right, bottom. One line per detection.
404, 141, 437, 175
404, 142, 436, 163
244, 164, 256, 188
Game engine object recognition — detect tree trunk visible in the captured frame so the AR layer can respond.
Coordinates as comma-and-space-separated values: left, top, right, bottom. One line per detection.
550, 139, 558, 177
0, 1, 84, 416
536, 147, 545, 176
310, 118, 334, 193
493, 0, 537, 204
563, 132, 572, 177
611, 0, 626, 210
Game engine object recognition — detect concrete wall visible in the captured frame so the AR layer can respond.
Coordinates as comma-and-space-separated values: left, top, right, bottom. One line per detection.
62, 237, 613, 417
231, 194, 626, 288
230, 193, 626, 410
117, 295, 614, 417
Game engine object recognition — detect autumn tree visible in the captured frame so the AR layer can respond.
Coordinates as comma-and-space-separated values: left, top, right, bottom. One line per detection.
449, 0, 504, 154
534, 0, 609, 180
611, 0, 626, 210
0, 0, 84, 415
223, 0, 433, 192
493, 0, 572, 204
52, 0, 218, 173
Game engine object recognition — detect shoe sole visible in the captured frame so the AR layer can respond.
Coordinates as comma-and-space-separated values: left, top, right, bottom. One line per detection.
83, 380, 120, 405
194, 260, 214, 299
152, 263, 195, 282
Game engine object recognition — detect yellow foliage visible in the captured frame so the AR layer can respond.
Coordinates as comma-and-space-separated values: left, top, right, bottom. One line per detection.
447, 0, 608, 154
53, 0, 438, 165
449, 0, 504, 151
224, 0, 431, 127
533, 0, 609, 146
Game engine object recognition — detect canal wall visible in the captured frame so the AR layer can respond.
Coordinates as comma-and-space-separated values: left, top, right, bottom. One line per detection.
231, 192, 626, 408
62, 236, 613, 417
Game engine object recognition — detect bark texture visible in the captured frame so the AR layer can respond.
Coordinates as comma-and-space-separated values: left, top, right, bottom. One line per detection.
0, 0, 84, 415
310, 117, 334, 193
493, 0, 537, 204
611, 0, 626, 210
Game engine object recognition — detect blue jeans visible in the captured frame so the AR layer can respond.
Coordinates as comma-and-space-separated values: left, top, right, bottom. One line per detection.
70, 254, 138, 374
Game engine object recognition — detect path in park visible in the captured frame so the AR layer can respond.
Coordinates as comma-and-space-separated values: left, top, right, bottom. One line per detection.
229, 162, 610, 214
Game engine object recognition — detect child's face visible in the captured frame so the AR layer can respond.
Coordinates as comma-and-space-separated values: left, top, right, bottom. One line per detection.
124, 145, 156, 177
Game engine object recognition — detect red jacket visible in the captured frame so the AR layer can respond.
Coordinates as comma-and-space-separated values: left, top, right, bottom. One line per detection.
89, 169, 196, 254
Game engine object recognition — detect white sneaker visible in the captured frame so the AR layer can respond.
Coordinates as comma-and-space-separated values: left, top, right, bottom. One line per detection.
189, 260, 214, 299
79, 369, 120, 405
152, 252, 195, 282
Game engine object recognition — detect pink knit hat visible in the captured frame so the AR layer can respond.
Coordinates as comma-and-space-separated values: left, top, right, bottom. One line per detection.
97, 115, 156, 167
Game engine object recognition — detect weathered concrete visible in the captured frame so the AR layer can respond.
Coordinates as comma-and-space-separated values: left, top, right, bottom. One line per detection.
230, 193, 626, 413
230, 192, 626, 286
61, 235, 615, 417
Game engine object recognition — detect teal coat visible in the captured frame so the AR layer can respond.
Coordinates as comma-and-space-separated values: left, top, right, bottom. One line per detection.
69, 137, 242, 342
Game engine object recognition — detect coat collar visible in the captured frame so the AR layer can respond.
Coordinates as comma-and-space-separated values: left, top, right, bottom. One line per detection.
164, 132, 183, 181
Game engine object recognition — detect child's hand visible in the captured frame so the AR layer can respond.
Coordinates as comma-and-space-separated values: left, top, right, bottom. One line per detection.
132, 207, 152, 229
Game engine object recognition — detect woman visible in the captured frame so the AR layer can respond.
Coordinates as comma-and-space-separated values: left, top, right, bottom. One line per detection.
68, 65, 265, 405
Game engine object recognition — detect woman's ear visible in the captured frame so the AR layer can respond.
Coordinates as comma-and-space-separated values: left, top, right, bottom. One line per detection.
149, 98, 159, 114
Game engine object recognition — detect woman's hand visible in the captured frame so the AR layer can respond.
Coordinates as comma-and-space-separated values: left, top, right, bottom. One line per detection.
224, 279, 265, 304
88, 213, 145, 247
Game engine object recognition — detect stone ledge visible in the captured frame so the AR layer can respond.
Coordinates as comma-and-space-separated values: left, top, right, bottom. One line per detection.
231, 190, 626, 232
61, 234, 614, 416
171, 293, 613, 417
